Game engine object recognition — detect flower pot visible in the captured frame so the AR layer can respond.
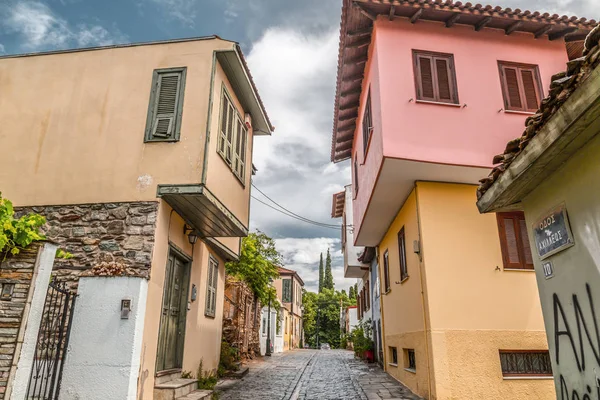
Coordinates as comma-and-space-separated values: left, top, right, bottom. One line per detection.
364, 350, 374, 363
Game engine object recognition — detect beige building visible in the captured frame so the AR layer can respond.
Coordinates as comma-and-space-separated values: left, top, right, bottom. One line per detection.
0, 36, 272, 399
274, 267, 304, 350
478, 30, 600, 399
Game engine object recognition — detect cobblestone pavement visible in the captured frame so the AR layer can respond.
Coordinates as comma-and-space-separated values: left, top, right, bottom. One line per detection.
217, 350, 422, 400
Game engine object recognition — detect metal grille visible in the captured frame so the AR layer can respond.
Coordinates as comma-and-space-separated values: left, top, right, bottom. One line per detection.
26, 281, 76, 400
500, 351, 553, 376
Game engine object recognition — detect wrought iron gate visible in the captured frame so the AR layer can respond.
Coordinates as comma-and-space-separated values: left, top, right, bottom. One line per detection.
26, 281, 76, 400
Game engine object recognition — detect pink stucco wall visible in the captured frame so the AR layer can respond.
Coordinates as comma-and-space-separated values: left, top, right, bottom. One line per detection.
351, 17, 569, 238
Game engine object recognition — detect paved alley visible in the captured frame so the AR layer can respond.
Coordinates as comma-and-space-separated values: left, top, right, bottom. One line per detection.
217, 350, 422, 400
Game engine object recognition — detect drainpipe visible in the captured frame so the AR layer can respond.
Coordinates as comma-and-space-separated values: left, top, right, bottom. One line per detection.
415, 184, 433, 399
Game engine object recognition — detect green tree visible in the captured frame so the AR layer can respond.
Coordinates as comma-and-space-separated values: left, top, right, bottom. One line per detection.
348, 286, 356, 301
318, 253, 324, 293
302, 288, 354, 349
225, 231, 281, 306
323, 248, 334, 290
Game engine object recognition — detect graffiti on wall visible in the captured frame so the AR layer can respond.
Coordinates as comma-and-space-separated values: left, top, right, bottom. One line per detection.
553, 283, 600, 399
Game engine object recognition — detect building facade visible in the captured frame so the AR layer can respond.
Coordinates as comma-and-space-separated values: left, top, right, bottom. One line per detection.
477, 29, 600, 399
0, 36, 272, 399
330, 1, 594, 399
275, 267, 305, 350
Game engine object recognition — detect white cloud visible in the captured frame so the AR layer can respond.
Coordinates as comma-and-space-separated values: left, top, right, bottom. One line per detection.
146, 0, 199, 26
1, 1, 126, 51
0, 44, 5, 55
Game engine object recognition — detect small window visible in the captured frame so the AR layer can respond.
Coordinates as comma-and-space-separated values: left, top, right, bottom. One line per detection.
365, 281, 370, 310
383, 250, 390, 292
405, 349, 416, 371
205, 256, 219, 317
497, 212, 534, 270
285, 317, 288, 334
398, 227, 408, 281
362, 89, 373, 156
145, 67, 187, 142
390, 347, 398, 365
218, 86, 248, 183
282, 279, 292, 303
498, 62, 543, 113
262, 317, 267, 335
413, 50, 458, 104
499, 350, 552, 377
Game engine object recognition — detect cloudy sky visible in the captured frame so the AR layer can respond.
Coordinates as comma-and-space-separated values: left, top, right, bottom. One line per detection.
1, 0, 598, 293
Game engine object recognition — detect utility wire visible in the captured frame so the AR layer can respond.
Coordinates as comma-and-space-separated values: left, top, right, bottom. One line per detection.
251, 195, 341, 230
251, 184, 341, 229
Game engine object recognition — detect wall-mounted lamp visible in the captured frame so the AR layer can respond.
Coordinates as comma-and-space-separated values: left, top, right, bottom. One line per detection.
183, 225, 199, 245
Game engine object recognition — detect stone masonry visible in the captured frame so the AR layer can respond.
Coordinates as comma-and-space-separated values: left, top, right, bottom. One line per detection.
222, 275, 261, 360
0, 244, 41, 399
16, 202, 159, 286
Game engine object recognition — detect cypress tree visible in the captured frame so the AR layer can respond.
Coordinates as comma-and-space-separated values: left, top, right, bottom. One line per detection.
318, 253, 324, 293
324, 248, 334, 290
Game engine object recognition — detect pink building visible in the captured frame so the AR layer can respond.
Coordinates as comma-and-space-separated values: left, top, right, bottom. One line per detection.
330, 1, 595, 398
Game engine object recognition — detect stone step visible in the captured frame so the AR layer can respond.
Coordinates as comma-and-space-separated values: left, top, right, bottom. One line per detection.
224, 366, 249, 379
154, 378, 198, 400
176, 389, 213, 400
155, 371, 185, 385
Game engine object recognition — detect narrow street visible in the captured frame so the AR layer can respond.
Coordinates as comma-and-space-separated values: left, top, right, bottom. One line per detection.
217, 350, 421, 400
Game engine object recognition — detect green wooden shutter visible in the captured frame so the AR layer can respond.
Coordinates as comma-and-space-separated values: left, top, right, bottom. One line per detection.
206, 258, 218, 317
144, 67, 187, 142
211, 259, 219, 315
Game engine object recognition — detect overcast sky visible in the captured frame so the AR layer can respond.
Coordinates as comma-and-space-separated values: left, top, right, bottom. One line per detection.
1, 0, 599, 293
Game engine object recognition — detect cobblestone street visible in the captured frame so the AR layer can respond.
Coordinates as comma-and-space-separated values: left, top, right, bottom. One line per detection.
217, 350, 422, 400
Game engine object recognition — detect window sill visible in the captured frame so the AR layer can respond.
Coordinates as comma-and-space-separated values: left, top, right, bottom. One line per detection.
144, 138, 180, 143
388, 363, 398, 367
400, 276, 409, 284
503, 268, 535, 272
502, 376, 553, 380
503, 109, 536, 115
383, 289, 391, 295
404, 368, 416, 374
415, 99, 461, 108
204, 313, 215, 319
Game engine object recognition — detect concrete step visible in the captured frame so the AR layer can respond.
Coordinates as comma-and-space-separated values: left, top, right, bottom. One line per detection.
154, 378, 198, 400
176, 390, 213, 400
155, 371, 184, 385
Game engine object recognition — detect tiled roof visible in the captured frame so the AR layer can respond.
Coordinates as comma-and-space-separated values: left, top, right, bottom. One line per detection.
477, 25, 600, 199
331, 0, 596, 162
332, 191, 345, 218
278, 266, 305, 286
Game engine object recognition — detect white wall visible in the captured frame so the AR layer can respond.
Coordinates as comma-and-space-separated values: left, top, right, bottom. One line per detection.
60, 277, 148, 400
344, 185, 364, 268
348, 308, 359, 332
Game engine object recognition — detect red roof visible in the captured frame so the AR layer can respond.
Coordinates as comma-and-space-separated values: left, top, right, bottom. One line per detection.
331, 0, 596, 163
278, 266, 305, 286
331, 191, 345, 218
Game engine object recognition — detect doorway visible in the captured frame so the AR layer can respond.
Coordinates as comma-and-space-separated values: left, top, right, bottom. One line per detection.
156, 248, 191, 373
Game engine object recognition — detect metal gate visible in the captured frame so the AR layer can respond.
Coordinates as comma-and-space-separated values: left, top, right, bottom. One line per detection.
26, 281, 76, 400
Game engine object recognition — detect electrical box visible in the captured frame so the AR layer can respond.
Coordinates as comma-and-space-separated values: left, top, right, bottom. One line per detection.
121, 299, 132, 319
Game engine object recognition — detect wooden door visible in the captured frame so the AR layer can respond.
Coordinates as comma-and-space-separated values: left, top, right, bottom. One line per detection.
156, 251, 191, 372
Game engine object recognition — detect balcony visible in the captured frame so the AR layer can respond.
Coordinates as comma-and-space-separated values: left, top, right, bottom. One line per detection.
158, 184, 248, 237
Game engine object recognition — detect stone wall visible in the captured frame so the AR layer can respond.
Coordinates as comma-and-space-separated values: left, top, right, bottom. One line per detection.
16, 202, 159, 284
222, 275, 261, 359
0, 244, 40, 399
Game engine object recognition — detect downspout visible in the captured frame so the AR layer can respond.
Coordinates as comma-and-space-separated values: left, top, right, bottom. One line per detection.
415, 184, 433, 399
201, 52, 218, 185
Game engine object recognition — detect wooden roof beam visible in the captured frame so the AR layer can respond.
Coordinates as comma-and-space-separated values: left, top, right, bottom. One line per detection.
505, 21, 523, 35
475, 16, 492, 31
337, 141, 353, 152
549, 27, 579, 41
340, 101, 360, 111
340, 87, 361, 97
346, 37, 371, 49
353, 2, 376, 21
534, 24, 553, 39
344, 54, 368, 65
389, 5, 396, 21
339, 113, 358, 122
347, 27, 372, 38
446, 13, 461, 28
344, 72, 364, 83
410, 8, 423, 24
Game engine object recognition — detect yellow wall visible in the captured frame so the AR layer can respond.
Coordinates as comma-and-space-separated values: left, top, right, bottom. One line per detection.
138, 201, 226, 399
378, 189, 431, 399
416, 181, 553, 400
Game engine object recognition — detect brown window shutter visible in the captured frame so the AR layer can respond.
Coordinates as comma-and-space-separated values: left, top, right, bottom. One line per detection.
497, 212, 534, 270
435, 57, 452, 102
417, 55, 435, 100
521, 68, 540, 111
503, 66, 523, 110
